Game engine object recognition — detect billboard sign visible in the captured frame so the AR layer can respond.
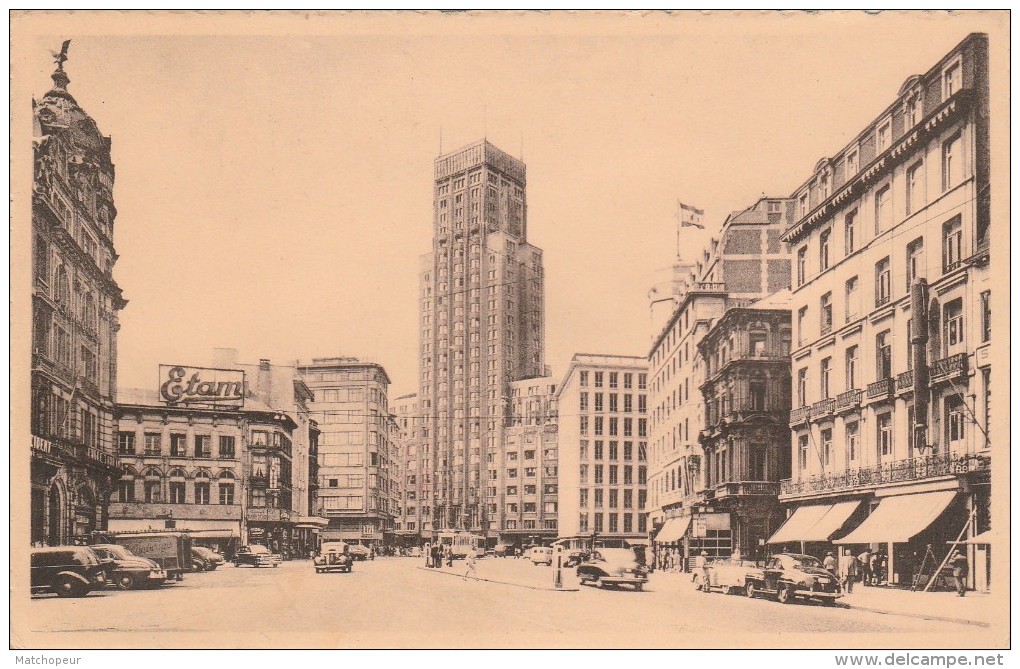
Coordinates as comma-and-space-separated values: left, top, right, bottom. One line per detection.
159, 365, 245, 407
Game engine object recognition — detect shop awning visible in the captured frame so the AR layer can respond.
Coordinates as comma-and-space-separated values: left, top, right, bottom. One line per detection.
768, 504, 831, 544
655, 516, 691, 544
297, 516, 329, 527
835, 491, 956, 544
801, 500, 863, 542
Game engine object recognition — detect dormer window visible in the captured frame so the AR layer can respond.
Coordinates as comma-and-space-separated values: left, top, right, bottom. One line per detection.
877, 119, 892, 152
904, 91, 923, 127
845, 149, 859, 177
820, 171, 831, 199
798, 192, 809, 218
942, 59, 962, 100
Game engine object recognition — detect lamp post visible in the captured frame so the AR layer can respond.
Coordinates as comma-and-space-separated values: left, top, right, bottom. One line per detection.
554, 549, 563, 589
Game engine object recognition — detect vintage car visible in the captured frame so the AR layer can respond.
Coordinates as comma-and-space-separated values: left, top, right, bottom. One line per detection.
576, 548, 649, 591
744, 553, 842, 605
527, 546, 553, 566
89, 544, 167, 589
233, 544, 282, 568
697, 558, 760, 595
191, 546, 225, 571
347, 544, 371, 561
492, 543, 510, 557
31, 547, 109, 598
314, 542, 354, 573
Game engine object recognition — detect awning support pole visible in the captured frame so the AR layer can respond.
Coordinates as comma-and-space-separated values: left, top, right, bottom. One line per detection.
923, 517, 971, 593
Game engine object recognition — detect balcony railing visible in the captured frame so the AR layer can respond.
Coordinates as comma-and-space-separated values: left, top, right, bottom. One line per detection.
931, 353, 968, 383
696, 281, 727, 291
834, 388, 862, 412
811, 397, 835, 418
790, 405, 811, 425
896, 370, 914, 391
780, 451, 991, 496
866, 377, 894, 399
715, 481, 780, 498
32, 434, 118, 468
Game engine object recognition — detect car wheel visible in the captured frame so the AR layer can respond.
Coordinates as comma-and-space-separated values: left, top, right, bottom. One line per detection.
745, 582, 757, 598
778, 585, 795, 604
53, 576, 86, 598
193, 560, 205, 572
634, 583, 644, 592
115, 573, 136, 590
592, 576, 602, 589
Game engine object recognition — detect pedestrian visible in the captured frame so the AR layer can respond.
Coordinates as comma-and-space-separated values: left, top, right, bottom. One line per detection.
514, 546, 521, 559
446, 546, 453, 568
463, 546, 477, 581
839, 550, 857, 594
949, 550, 968, 597
858, 549, 872, 586
869, 551, 883, 586
694, 551, 709, 591
823, 551, 837, 575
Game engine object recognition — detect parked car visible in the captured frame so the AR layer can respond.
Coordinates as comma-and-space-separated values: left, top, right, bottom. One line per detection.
697, 559, 759, 595
314, 542, 354, 573
407, 547, 422, 558
347, 545, 371, 561
31, 547, 109, 598
233, 544, 282, 568
527, 546, 553, 566
89, 544, 167, 589
191, 546, 225, 571
96, 531, 192, 581
744, 553, 842, 605
563, 550, 588, 568
576, 548, 649, 591
493, 543, 510, 557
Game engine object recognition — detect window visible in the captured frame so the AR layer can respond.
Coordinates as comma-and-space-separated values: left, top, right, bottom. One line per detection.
579, 489, 589, 508
798, 434, 809, 471
594, 416, 603, 436
906, 162, 923, 215
580, 392, 588, 411
250, 489, 266, 508
943, 60, 961, 99
874, 185, 891, 234
944, 299, 964, 353
170, 433, 187, 457
579, 416, 588, 436
845, 276, 859, 322
594, 393, 603, 412
878, 413, 893, 457
638, 374, 647, 390
821, 429, 832, 467
750, 381, 766, 411
117, 478, 135, 502
905, 92, 922, 127
594, 465, 603, 484
845, 149, 859, 177
609, 372, 618, 389
875, 257, 891, 307
820, 357, 832, 399
942, 133, 963, 191
623, 373, 632, 389
943, 216, 963, 271
877, 120, 891, 152
797, 368, 808, 407
144, 480, 161, 503
195, 435, 212, 458
579, 513, 589, 532
193, 476, 210, 505
845, 345, 859, 390
876, 331, 892, 379
219, 436, 235, 458
594, 372, 603, 388
820, 292, 832, 335
594, 513, 604, 532
981, 291, 991, 342
846, 422, 859, 462
594, 489, 603, 508
579, 441, 589, 460
579, 371, 588, 387
796, 247, 807, 286
797, 306, 807, 346
169, 481, 186, 504
117, 432, 135, 455
799, 192, 809, 218
906, 237, 925, 288
819, 229, 831, 271
218, 473, 235, 505
144, 433, 162, 456
608, 442, 618, 460
609, 394, 618, 412
844, 210, 857, 256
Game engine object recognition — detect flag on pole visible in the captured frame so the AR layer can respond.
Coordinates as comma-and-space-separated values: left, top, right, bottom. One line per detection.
678, 201, 705, 229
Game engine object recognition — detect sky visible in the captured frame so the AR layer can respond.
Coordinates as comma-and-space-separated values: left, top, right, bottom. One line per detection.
16, 11, 1006, 398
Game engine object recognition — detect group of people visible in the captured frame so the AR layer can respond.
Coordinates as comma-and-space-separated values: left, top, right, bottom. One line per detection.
821, 548, 969, 596
424, 543, 454, 569
655, 546, 685, 572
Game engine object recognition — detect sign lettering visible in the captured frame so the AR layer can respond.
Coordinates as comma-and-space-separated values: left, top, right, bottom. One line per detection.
159, 365, 245, 407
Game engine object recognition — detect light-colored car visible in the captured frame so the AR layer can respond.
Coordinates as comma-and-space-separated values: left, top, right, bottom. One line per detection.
698, 559, 759, 594
233, 544, 282, 568
576, 548, 648, 590
527, 546, 553, 566
314, 542, 353, 573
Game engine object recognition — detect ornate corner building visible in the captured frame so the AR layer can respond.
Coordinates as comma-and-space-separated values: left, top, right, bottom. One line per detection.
31, 48, 127, 545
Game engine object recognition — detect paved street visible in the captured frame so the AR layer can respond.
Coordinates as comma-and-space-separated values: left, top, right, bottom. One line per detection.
21, 557, 998, 649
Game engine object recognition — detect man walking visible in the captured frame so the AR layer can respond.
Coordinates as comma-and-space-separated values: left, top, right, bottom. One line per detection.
463, 546, 478, 581
858, 549, 872, 586
823, 551, 837, 575
839, 550, 857, 594
694, 551, 710, 591
950, 550, 969, 597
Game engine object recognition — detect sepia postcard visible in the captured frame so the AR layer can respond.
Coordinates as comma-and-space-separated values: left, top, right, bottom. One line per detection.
8, 9, 1011, 656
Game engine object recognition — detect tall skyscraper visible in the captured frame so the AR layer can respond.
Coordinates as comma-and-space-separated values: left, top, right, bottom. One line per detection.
419, 140, 546, 538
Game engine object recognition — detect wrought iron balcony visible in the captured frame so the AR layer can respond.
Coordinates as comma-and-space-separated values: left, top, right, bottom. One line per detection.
780, 451, 991, 497
714, 481, 780, 498
811, 398, 835, 419
834, 388, 862, 412
790, 405, 811, 425
896, 370, 914, 391
931, 353, 968, 383
866, 377, 894, 399
31, 434, 118, 469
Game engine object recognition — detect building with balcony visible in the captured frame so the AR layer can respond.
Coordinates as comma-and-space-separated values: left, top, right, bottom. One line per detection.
418, 140, 546, 538
31, 47, 127, 545
297, 357, 395, 548
647, 197, 793, 566
556, 354, 649, 545
776, 33, 991, 590
693, 291, 793, 560
110, 386, 298, 557
499, 376, 559, 548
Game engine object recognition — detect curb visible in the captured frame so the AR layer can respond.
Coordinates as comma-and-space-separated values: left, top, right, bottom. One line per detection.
417, 566, 580, 592
843, 603, 991, 628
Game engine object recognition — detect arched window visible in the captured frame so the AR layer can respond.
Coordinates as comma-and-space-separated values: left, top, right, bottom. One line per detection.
116, 466, 137, 504
169, 468, 187, 504
142, 468, 162, 503
217, 470, 235, 505
194, 470, 211, 505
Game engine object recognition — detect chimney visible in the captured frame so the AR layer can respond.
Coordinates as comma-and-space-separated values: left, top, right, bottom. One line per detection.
259, 359, 271, 371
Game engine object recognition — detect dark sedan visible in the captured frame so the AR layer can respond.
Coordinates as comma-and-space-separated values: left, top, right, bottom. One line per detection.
31, 547, 109, 598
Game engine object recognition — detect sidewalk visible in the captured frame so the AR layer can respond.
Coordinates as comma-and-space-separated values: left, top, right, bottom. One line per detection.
646, 569, 995, 627
418, 558, 580, 592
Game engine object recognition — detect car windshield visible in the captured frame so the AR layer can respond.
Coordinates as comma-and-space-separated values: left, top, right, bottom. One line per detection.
100, 545, 132, 560
249, 545, 270, 554
789, 555, 822, 569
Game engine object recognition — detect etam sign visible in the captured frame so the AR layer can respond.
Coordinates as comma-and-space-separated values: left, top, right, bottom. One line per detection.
159, 365, 245, 407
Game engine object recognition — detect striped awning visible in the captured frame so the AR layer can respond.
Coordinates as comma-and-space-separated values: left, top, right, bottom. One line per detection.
835, 491, 956, 544
655, 516, 691, 544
